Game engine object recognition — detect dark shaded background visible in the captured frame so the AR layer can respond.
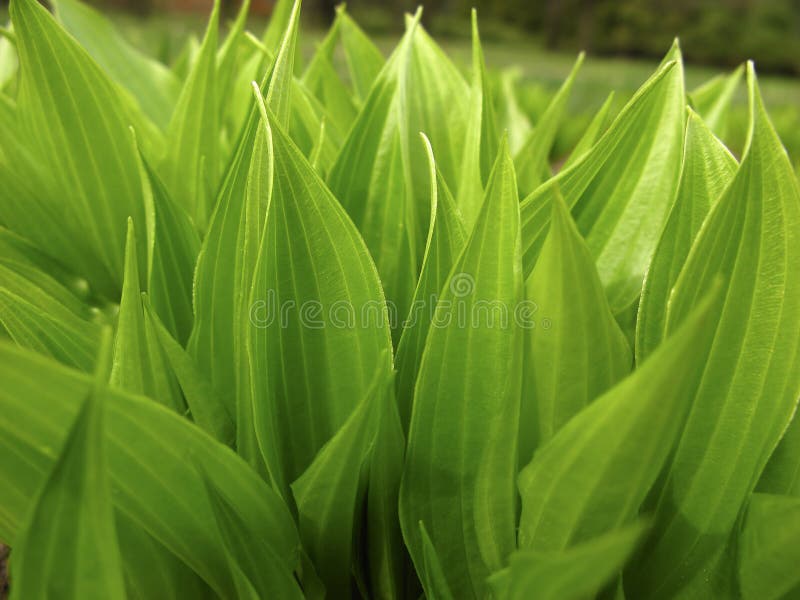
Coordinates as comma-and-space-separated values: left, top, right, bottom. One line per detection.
2, 0, 797, 74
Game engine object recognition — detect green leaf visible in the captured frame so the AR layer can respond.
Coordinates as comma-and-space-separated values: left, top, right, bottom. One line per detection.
417, 522, 455, 600
327, 14, 470, 336
739, 493, 800, 600
0, 342, 300, 599
629, 63, 800, 599
364, 373, 408, 600
247, 104, 394, 503
10, 331, 126, 600
489, 520, 649, 600
0, 102, 80, 274
302, 16, 359, 132
52, 0, 180, 131
337, 7, 384, 104
0, 23, 18, 90
635, 109, 737, 362
689, 64, 744, 141
215, 0, 251, 126
161, 0, 220, 231
291, 363, 391, 596
188, 3, 301, 466
514, 53, 584, 196
497, 70, 532, 156
109, 220, 184, 414
132, 131, 199, 346
519, 44, 686, 315
0, 226, 89, 303
758, 412, 800, 496
264, 0, 301, 130
197, 465, 305, 599
563, 91, 615, 169
10, 0, 150, 298
522, 194, 632, 458
454, 9, 499, 228
518, 287, 717, 552
142, 297, 235, 446
0, 262, 101, 372
399, 140, 522, 599
261, 0, 295, 52
395, 134, 467, 431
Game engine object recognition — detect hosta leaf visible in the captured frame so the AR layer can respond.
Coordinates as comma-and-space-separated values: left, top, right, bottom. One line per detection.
291, 363, 391, 596
364, 373, 408, 600
198, 465, 304, 599
111, 517, 213, 600
0, 227, 88, 304
636, 110, 737, 362
689, 64, 744, 140
161, 0, 219, 231
563, 91, 615, 169
129, 129, 200, 344
0, 343, 300, 599
290, 78, 343, 173
304, 47, 357, 132
52, 0, 180, 130
522, 194, 632, 457
515, 53, 584, 196
302, 16, 358, 132
327, 14, 470, 334
418, 522, 455, 600
489, 520, 648, 600
10, 333, 126, 600
0, 101, 77, 266
0, 24, 17, 90
326, 16, 421, 337
518, 288, 716, 552
739, 493, 800, 599
0, 262, 101, 372
264, 0, 301, 130
109, 220, 184, 413
399, 140, 522, 599
10, 0, 150, 298
248, 104, 394, 503
215, 0, 250, 124
142, 297, 234, 446
498, 70, 533, 156
395, 134, 467, 430
337, 7, 384, 103
758, 412, 800, 496
261, 0, 295, 52
405, 24, 470, 208
519, 43, 685, 315
455, 10, 499, 228
188, 2, 300, 461
629, 64, 800, 598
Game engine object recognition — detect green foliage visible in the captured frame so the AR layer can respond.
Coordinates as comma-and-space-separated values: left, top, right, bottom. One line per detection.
0, 1, 799, 598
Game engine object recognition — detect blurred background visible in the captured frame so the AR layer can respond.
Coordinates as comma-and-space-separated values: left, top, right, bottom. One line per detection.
0, 0, 798, 164
2, 0, 798, 73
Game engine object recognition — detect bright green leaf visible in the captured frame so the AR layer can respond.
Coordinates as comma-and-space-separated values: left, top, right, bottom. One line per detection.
400, 139, 522, 599
629, 63, 800, 599
739, 493, 800, 600
489, 520, 649, 600
518, 288, 717, 552
636, 109, 737, 362
522, 194, 632, 458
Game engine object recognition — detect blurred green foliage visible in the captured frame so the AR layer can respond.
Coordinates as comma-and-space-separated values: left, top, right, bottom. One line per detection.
344, 0, 800, 75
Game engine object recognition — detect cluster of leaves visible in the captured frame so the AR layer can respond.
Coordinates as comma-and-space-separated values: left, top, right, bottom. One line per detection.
1, 0, 799, 598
